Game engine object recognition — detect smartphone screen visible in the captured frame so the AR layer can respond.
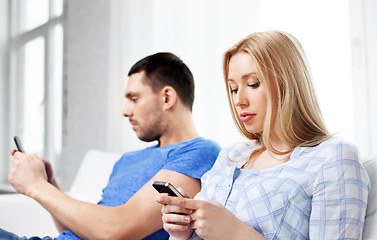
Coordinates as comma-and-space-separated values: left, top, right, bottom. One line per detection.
152, 181, 184, 198
13, 136, 25, 153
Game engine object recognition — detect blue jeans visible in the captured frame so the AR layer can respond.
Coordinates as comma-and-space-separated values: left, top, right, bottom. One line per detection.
0, 229, 53, 240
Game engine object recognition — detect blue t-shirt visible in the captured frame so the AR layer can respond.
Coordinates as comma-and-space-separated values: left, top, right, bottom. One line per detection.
55, 137, 220, 240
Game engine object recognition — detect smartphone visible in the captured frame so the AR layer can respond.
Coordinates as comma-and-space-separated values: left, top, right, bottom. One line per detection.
152, 181, 184, 198
13, 136, 25, 153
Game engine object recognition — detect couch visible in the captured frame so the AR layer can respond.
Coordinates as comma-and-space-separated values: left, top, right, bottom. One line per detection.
0, 150, 376, 239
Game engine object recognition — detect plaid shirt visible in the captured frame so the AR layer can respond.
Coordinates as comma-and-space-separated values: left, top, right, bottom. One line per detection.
191, 138, 370, 240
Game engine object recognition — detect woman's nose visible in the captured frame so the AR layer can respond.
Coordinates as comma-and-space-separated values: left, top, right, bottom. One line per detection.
234, 88, 248, 107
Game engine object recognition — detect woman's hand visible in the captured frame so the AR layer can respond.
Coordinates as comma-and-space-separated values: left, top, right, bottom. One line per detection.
186, 200, 244, 240
157, 193, 266, 240
157, 191, 253, 240
156, 189, 195, 240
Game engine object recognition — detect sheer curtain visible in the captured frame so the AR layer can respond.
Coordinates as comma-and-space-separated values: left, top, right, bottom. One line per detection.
107, 0, 376, 158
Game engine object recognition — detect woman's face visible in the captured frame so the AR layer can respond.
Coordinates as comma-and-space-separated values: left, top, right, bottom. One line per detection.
227, 52, 268, 134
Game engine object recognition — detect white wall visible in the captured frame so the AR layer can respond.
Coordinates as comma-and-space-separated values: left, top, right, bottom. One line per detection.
108, 0, 375, 155
113, 0, 261, 152
365, 0, 377, 157
258, 0, 353, 140
61, 0, 259, 187
114, 0, 377, 158
256, 0, 377, 159
61, 0, 114, 189
349, 0, 377, 158
61, 0, 377, 188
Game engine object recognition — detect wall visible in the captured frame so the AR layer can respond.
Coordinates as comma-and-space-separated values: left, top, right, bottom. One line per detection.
115, 0, 258, 151
365, 0, 377, 157
61, 0, 113, 189
61, 0, 258, 188
349, 0, 377, 158
113, 0, 377, 157
61, 0, 377, 189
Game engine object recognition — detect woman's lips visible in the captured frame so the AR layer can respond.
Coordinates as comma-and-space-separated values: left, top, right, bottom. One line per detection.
240, 113, 255, 123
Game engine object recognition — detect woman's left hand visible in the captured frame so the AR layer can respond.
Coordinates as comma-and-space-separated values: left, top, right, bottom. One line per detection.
186, 200, 244, 240
158, 195, 248, 240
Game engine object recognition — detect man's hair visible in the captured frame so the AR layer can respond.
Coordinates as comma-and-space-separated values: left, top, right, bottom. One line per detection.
128, 52, 195, 111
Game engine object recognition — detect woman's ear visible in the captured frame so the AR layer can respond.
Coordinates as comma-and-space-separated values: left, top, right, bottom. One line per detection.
161, 86, 177, 110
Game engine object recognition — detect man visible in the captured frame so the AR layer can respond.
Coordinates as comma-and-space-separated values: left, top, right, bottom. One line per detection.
4, 52, 221, 240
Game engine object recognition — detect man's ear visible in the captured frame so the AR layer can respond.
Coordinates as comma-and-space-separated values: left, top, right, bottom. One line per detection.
161, 86, 177, 110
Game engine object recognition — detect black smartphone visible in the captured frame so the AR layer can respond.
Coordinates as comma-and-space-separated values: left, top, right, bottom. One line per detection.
152, 181, 184, 198
13, 136, 25, 153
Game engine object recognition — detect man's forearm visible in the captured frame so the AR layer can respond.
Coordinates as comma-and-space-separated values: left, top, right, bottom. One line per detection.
8, 152, 158, 239
52, 216, 69, 233
46, 176, 68, 232
30, 181, 161, 240
31, 182, 119, 239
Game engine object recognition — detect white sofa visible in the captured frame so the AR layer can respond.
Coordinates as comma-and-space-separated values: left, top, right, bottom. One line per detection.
0, 151, 376, 239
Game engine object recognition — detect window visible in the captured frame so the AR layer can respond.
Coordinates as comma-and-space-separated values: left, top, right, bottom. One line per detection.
0, 0, 64, 187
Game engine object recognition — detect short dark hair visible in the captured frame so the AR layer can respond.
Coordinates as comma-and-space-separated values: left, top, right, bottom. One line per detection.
128, 52, 195, 111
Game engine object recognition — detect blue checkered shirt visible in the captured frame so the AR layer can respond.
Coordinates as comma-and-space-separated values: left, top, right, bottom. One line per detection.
190, 138, 370, 239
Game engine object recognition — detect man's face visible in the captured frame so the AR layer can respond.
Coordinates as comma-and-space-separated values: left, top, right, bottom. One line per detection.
122, 72, 165, 142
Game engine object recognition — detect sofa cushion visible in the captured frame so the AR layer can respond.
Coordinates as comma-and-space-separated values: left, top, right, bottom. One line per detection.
68, 149, 121, 203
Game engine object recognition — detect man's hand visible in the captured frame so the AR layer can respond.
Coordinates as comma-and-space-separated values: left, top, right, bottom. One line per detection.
8, 151, 48, 197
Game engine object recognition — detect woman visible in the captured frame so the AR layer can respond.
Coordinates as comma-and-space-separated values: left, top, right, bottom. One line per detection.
156, 30, 370, 239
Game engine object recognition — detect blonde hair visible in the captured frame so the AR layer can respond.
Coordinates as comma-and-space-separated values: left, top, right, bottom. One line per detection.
223, 30, 331, 155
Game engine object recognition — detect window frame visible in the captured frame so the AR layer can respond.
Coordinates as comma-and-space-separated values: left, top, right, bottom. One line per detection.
0, 0, 64, 187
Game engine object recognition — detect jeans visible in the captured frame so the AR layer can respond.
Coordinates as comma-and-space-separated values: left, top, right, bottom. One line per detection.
0, 229, 53, 240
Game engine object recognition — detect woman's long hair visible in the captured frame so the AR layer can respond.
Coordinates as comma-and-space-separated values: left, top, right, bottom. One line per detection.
223, 30, 331, 155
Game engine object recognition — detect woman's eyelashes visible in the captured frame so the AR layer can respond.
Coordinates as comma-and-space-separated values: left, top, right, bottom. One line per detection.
230, 82, 260, 94
248, 81, 260, 89
230, 87, 238, 94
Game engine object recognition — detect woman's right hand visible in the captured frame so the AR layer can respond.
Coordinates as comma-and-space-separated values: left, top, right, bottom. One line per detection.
156, 189, 194, 240
157, 191, 266, 240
